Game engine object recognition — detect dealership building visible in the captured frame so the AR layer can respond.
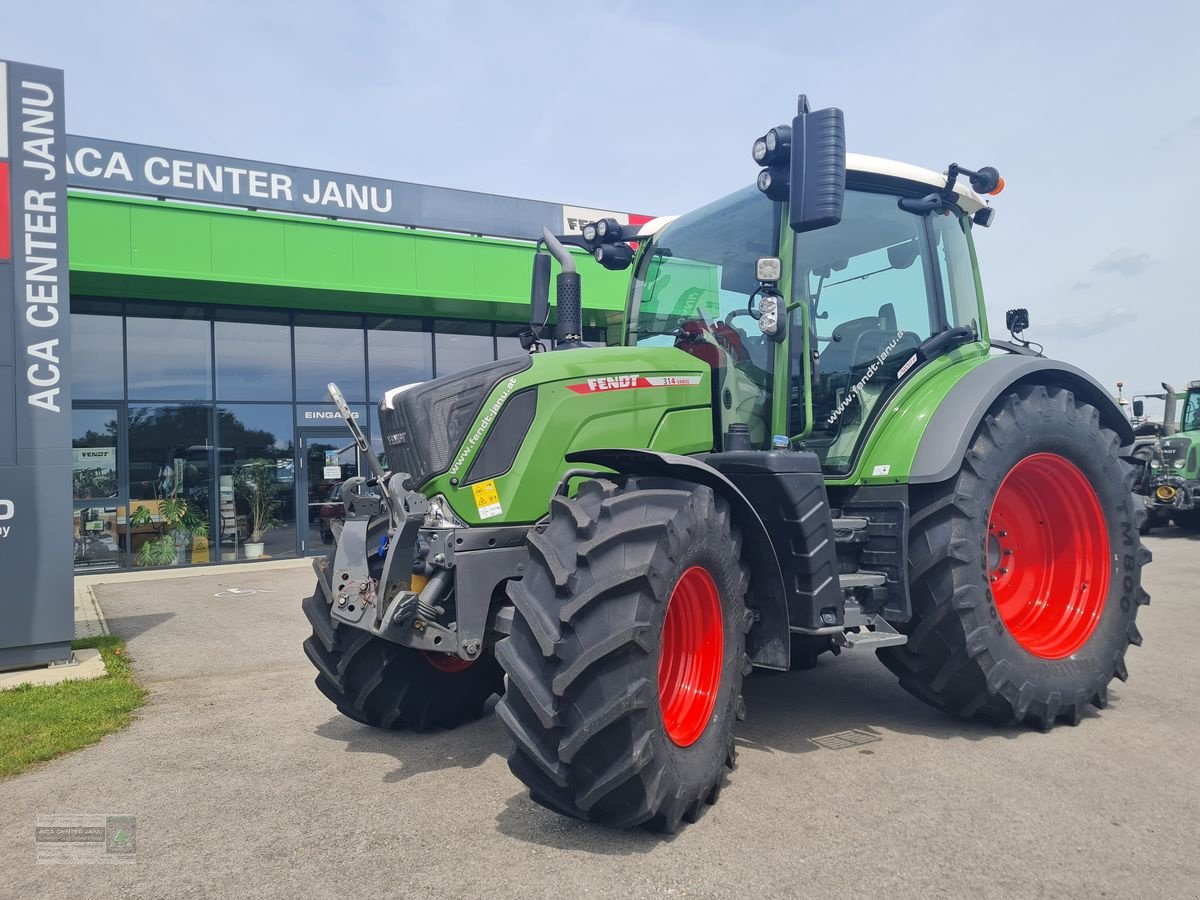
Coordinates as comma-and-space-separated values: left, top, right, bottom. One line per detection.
2, 68, 644, 591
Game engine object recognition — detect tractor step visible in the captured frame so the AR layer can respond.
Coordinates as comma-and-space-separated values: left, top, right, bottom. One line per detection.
835, 618, 908, 649
831, 516, 869, 540
837, 571, 887, 589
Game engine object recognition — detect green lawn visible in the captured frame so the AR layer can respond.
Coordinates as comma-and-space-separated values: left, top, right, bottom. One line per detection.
0, 636, 146, 779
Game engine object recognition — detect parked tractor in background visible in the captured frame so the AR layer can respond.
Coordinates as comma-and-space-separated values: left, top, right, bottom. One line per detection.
301, 96, 1151, 832
1131, 382, 1200, 532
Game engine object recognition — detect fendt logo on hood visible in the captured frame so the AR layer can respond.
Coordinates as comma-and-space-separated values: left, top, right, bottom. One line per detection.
566, 374, 702, 394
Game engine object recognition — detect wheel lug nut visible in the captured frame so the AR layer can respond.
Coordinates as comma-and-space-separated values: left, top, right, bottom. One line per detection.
998, 567, 1008, 575
1003, 548, 1013, 556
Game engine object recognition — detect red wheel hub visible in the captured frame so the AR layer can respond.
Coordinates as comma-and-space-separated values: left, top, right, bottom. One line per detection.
658, 566, 724, 747
987, 453, 1110, 659
422, 652, 475, 673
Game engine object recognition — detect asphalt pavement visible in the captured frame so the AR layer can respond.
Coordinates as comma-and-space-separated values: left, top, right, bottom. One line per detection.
2, 530, 1198, 899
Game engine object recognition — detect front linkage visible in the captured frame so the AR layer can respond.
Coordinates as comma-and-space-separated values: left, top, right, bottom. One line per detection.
315, 383, 528, 667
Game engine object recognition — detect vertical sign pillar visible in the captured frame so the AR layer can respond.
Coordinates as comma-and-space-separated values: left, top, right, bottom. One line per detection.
0, 60, 73, 670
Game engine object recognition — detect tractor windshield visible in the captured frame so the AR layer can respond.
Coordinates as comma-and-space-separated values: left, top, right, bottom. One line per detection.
629, 186, 779, 448
1183, 389, 1200, 433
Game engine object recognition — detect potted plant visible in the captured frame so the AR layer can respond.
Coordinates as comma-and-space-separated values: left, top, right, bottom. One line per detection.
235, 459, 282, 559
129, 490, 209, 567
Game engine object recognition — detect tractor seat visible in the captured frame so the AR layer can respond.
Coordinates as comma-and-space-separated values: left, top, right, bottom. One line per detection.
818, 311, 894, 376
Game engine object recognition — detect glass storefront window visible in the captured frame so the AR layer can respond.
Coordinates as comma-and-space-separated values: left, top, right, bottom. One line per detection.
368, 316, 432, 399
435, 320, 494, 376
216, 315, 293, 401
70, 312, 125, 400
126, 308, 213, 401
73, 407, 125, 570
294, 315, 366, 402
127, 404, 214, 567
496, 322, 528, 359
218, 405, 296, 561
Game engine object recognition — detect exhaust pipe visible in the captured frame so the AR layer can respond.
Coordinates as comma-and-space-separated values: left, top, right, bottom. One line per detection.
1162, 383, 1178, 436
542, 228, 583, 349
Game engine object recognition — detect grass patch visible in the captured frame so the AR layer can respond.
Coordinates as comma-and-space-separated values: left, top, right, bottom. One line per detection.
0, 635, 146, 779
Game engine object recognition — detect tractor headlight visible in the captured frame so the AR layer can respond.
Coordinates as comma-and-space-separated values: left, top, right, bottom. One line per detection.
595, 217, 621, 240
752, 137, 769, 164
581, 223, 597, 242
756, 166, 789, 202
765, 124, 791, 154
593, 242, 634, 271
1175, 459, 1186, 469
757, 294, 782, 337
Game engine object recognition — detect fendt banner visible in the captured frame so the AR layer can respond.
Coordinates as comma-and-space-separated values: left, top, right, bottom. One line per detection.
0, 60, 73, 670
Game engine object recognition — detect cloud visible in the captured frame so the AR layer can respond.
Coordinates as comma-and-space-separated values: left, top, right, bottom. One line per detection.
1038, 306, 1137, 339
1155, 114, 1200, 152
1092, 248, 1152, 277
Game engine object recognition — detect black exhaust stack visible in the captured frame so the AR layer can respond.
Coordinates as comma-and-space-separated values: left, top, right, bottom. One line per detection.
541, 227, 584, 349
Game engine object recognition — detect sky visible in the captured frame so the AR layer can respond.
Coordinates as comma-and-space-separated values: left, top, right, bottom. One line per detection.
3, 0, 1197, 410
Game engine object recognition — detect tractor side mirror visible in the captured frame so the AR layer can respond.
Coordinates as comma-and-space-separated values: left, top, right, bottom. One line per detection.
1133, 399, 1145, 418
789, 100, 846, 234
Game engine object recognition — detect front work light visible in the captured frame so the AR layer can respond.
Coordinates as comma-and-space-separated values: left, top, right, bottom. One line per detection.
593, 242, 634, 270
756, 294, 785, 341
595, 217, 621, 240
581, 222, 598, 242
757, 166, 789, 202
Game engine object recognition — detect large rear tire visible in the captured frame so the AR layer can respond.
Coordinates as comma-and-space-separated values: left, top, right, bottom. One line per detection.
879, 384, 1151, 729
302, 580, 504, 730
495, 477, 749, 832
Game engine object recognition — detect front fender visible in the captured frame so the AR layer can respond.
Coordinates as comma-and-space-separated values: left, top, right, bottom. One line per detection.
909, 355, 1134, 485
565, 448, 791, 671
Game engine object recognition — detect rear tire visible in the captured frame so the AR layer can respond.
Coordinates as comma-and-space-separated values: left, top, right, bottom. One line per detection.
879, 384, 1151, 729
495, 477, 749, 832
302, 580, 503, 730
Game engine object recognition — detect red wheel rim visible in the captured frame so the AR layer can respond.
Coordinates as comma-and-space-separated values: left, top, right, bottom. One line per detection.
658, 566, 724, 747
987, 453, 1110, 659
422, 652, 475, 673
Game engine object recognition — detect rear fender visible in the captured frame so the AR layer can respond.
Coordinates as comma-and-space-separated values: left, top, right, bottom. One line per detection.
565, 448, 791, 671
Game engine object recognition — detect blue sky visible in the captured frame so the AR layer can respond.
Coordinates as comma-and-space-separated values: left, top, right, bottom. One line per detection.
3, 0, 1196, 409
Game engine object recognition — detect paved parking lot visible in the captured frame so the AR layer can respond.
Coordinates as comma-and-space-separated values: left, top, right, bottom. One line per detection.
2, 530, 1198, 899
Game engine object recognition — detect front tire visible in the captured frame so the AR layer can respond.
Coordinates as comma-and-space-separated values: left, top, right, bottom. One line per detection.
495, 477, 749, 832
879, 384, 1151, 729
302, 581, 504, 730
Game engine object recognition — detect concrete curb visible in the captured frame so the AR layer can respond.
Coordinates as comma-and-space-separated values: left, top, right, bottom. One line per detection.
0, 648, 107, 691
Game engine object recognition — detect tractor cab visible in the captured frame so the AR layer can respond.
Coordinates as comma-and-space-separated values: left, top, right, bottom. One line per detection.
625, 147, 996, 477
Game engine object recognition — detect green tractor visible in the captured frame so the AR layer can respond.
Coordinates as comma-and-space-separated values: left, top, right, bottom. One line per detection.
1131, 382, 1200, 531
303, 97, 1151, 832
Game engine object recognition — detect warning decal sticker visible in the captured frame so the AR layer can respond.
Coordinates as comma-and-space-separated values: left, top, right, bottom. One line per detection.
470, 479, 503, 520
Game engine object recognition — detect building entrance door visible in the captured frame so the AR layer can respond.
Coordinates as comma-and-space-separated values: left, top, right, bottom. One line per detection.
297, 429, 361, 556
72, 405, 126, 571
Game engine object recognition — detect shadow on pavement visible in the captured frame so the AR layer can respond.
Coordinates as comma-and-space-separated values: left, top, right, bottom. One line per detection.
313, 695, 505, 784
737, 655, 1106, 757
103, 611, 176, 641
493, 792, 671, 855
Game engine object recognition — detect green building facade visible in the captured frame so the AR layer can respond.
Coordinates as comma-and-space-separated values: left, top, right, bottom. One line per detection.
66, 157, 640, 572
